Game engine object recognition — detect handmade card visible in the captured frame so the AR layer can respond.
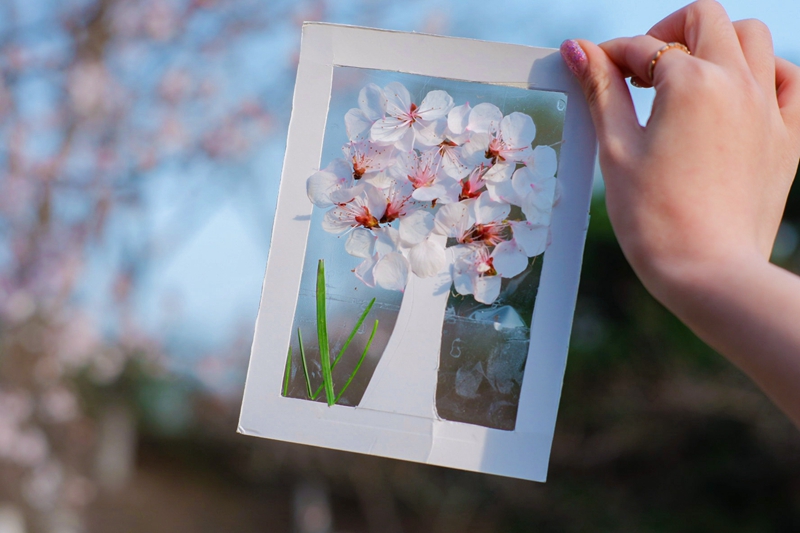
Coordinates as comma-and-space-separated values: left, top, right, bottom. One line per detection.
238, 22, 596, 482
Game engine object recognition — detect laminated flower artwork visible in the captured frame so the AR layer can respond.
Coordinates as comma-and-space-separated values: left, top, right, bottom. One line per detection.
306, 81, 558, 305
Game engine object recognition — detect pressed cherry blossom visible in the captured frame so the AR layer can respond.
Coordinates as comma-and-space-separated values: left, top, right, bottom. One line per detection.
371, 82, 453, 152
458, 164, 488, 201
451, 239, 532, 304
308, 83, 560, 305
346, 226, 408, 289
508, 220, 549, 257
354, 251, 411, 291
522, 144, 558, 180
429, 193, 517, 289
435, 192, 510, 246
390, 149, 460, 204
436, 103, 472, 179
437, 138, 470, 180
451, 244, 502, 305
463, 107, 537, 183
466, 102, 504, 135
307, 140, 396, 208
376, 176, 417, 224
307, 158, 358, 208
446, 102, 472, 143
510, 165, 557, 225
398, 210, 446, 278
343, 140, 395, 181
344, 83, 385, 140
408, 235, 446, 278
373, 252, 410, 291
486, 145, 558, 219
322, 185, 386, 233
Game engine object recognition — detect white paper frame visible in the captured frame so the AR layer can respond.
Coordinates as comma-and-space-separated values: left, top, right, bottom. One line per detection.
238, 22, 597, 482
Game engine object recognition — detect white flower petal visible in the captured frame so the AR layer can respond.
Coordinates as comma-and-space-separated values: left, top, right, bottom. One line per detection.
447, 103, 471, 136
417, 90, 454, 121
512, 167, 556, 224
483, 161, 514, 183
485, 179, 521, 205
499, 112, 536, 150
434, 201, 473, 237
433, 178, 462, 204
322, 207, 353, 234
411, 184, 445, 202
473, 275, 501, 304
449, 243, 475, 262
532, 176, 557, 210
362, 170, 395, 189
413, 119, 446, 147
306, 158, 352, 206
441, 146, 470, 179
345, 108, 373, 141
364, 184, 388, 222
394, 127, 415, 152
307, 174, 339, 208
453, 272, 473, 296
345, 228, 375, 259
452, 249, 475, 295
343, 140, 396, 175
409, 238, 446, 278
355, 255, 378, 287
510, 221, 549, 257
374, 252, 409, 291
468, 103, 503, 134
492, 240, 528, 278
371, 116, 410, 144
399, 209, 435, 245
392, 150, 416, 176
460, 132, 491, 165
512, 166, 555, 208
358, 83, 385, 121
472, 191, 510, 225
383, 82, 412, 118
521, 204, 552, 226
509, 145, 534, 163
526, 145, 558, 179
330, 182, 366, 205
374, 226, 401, 256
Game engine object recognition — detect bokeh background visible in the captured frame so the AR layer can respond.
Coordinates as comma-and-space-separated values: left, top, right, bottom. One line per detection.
1, 0, 799, 532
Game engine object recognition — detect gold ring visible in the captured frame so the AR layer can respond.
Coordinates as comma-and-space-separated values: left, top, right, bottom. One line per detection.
648, 42, 691, 81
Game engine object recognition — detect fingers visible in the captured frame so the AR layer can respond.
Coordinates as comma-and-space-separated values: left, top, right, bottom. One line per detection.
560, 39, 641, 155
733, 19, 776, 97
776, 57, 800, 145
647, 0, 745, 68
601, 35, 694, 88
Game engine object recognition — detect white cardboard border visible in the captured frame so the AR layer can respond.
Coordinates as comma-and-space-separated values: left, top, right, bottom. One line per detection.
238, 22, 597, 482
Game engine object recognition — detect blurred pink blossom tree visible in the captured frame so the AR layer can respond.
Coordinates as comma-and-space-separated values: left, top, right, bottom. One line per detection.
0, 0, 325, 530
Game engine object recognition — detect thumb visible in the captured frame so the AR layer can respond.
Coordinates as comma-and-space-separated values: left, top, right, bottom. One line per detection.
560, 39, 640, 152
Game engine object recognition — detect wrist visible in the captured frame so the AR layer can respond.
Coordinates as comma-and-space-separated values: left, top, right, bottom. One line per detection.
630, 246, 769, 320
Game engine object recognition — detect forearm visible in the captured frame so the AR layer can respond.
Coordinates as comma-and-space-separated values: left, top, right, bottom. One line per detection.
652, 253, 800, 425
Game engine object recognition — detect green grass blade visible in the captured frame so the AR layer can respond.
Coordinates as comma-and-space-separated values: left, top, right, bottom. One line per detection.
297, 328, 313, 399
334, 319, 378, 405
283, 345, 292, 397
316, 260, 335, 406
311, 297, 376, 399
334, 298, 375, 367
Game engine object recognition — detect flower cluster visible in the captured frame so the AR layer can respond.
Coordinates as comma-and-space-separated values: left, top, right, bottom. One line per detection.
307, 82, 558, 304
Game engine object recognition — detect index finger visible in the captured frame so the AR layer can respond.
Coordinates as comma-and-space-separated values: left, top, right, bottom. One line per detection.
647, 0, 746, 68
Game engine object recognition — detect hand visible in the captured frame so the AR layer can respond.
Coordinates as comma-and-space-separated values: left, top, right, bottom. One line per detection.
561, 0, 800, 425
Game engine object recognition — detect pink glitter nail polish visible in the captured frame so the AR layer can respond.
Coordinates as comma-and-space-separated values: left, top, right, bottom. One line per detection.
560, 40, 587, 78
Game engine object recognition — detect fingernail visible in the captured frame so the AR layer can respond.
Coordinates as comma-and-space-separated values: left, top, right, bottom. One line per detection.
560, 39, 587, 78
